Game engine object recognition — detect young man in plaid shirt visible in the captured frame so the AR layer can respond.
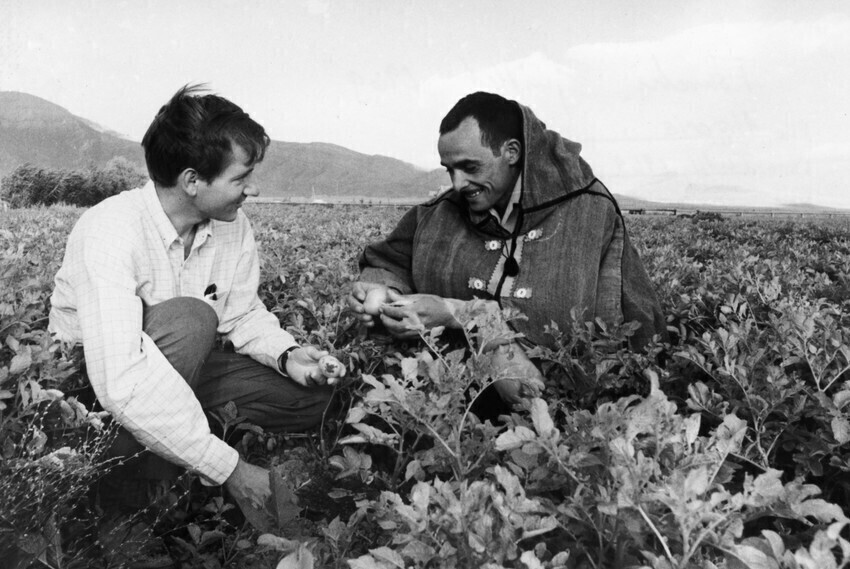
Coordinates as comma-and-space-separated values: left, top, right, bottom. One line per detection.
50, 86, 343, 532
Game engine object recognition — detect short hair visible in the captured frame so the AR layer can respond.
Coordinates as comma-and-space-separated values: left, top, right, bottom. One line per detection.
439, 92, 523, 155
141, 84, 270, 186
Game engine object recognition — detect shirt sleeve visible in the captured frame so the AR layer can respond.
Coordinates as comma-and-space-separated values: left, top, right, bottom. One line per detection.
358, 205, 421, 293
218, 217, 298, 370
68, 220, 238, 485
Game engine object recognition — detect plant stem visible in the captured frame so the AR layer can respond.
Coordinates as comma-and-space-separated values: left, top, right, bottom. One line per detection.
637, 504, 675, 566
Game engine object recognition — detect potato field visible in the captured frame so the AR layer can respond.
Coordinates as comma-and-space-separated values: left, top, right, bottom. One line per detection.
3, 203, 850, 569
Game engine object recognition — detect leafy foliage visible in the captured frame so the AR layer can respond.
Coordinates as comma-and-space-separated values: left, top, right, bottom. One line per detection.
0, 157, 148, 208
3, 204, 850, 568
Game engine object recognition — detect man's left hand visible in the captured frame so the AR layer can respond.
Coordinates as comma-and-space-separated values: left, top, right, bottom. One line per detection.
284, 347, 345, 386
379, 290, 459, 340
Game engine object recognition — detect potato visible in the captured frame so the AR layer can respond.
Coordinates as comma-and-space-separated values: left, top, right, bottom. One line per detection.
318, 355, 345, 385
362, 287, 389, 314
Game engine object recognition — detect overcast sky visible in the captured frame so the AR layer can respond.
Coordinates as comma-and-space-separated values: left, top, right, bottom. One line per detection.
2, 0, 849, 208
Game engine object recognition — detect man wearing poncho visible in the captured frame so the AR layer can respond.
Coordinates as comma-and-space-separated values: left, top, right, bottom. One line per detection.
348, 92, 665, 402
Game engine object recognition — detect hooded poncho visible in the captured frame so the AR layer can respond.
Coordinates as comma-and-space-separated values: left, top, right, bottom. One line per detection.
360, 102, 666, 350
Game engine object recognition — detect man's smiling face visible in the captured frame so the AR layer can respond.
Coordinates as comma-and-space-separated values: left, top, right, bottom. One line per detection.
438, 117, 519, 214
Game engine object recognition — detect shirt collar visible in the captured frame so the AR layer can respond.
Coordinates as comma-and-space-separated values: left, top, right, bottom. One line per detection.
489, 174, 523, 232
141, 180, 213, 248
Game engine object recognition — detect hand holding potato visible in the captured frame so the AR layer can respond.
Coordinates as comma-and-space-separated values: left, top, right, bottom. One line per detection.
347, 281, 392, 327
379, 290, 459, 340
283, 346, 346, 386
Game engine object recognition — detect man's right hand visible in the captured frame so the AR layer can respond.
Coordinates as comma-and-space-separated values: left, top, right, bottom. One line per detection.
224, 458, 274, 531
347, 282, 392, 327
379, 290, 460, 340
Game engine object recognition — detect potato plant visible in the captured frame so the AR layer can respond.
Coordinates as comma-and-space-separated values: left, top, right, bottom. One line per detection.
2, 203, 850, 568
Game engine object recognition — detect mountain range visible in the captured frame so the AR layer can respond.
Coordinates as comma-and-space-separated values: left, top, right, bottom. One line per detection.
0, 91, 449, 201
0, 91, 843, 212
0, 92, 144, 175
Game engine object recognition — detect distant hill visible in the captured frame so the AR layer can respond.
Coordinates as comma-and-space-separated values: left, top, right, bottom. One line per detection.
253, 141, 448, 199
0, 91, 450, 200
1, 91, 845, 212
0, 92, 146, 176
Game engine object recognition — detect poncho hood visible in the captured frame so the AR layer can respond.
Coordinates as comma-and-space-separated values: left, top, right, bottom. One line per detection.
515, 102, 599, 231
459, 101, 605, 236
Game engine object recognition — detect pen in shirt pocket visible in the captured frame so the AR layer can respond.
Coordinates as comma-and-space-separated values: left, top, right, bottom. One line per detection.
204, 283, 217, 301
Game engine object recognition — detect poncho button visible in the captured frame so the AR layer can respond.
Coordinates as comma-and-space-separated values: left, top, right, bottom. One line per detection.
514, 287, 532, 299
526, 229, 542, 240
468, 278, 486, 290
485, 240, 501, 251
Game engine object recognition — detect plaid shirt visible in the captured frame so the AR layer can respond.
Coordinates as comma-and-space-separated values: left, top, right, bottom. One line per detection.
49, 182, 297, 485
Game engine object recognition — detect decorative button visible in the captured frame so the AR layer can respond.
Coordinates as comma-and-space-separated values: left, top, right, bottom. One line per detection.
514, 287, 532, 299
526, 229, 542, 240
485, 240, 501, 251
468, 277, 486, 290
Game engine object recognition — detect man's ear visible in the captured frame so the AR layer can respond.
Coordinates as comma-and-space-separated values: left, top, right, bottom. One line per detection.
177, 168, 200, 197
503, 139, 522, 166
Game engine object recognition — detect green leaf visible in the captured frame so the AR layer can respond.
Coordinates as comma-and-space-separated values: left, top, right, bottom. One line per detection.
275, 543, 315, 569
751, 469, 784, 504
346, 406, 367, 424
405, 459, 425, 481
26, 427, 46, 455
400, 540, 435, 565
467, 531, 486, 553
257, 533, 299, 551
9, 348, 32, 375
368, 546, 405, 568
760, 531, 785, 559
519, 550, 545, 569
791, 498, 847, 524
347, 555, 392, 569
725, 543, 779, 569
187, 523, 202, 544
495, 426, 537, 451
530, 398, 555, 438
714, 412, 747, 456
832, 417, 850, 444
684, 465, 710, 497
222, 400, 239, 421
269, 464, 303, 527
199, 529, 226, 547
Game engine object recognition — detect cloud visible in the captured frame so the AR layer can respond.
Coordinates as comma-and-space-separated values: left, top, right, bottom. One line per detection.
412, 18, 850, 208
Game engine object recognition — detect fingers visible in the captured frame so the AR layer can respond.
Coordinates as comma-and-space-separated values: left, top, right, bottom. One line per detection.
351, 281, 368, 302
349, 283, 381, 327
379, 303, 407, 320
347, 283, 369, 315
302, 346, 328, 361
292, 351, 346, 386
380, 313, 420, 340
309, 367, 327, 385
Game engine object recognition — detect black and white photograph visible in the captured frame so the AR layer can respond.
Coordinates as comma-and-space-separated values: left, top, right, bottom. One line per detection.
2, 1, 850, 567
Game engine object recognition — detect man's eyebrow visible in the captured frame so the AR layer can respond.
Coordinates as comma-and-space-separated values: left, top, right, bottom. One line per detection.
230, 167, 254, 181
441, 159, 479, 169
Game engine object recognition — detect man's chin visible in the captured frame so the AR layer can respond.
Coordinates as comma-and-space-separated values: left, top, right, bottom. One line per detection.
464, 197, 491, 213
213, 210, 240, 223
462, 192, 489, 211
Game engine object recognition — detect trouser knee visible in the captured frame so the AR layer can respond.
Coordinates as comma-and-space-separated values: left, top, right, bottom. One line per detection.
142, 297, 218, 386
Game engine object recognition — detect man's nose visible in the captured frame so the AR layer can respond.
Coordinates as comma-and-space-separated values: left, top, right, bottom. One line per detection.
244, 182, 259, 197
450, 171, 467, 191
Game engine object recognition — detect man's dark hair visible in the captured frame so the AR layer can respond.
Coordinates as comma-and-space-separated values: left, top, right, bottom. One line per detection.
141, 84, 270, 186
439, 92, 523, 155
